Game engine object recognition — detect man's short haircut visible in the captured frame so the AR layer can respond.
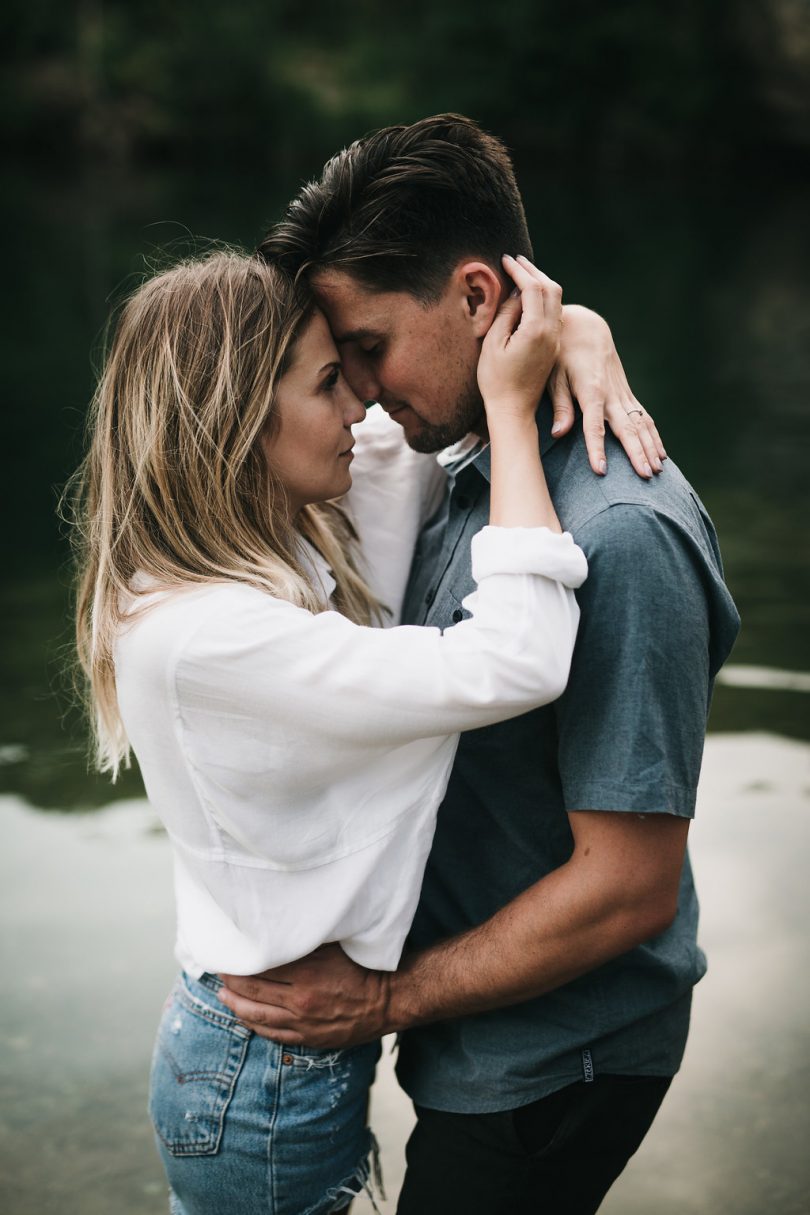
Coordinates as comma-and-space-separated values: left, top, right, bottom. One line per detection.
258, 113, 533, 303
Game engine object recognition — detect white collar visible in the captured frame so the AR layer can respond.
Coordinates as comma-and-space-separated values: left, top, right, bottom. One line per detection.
297, 537, 337, 603
436, 432, 488, 470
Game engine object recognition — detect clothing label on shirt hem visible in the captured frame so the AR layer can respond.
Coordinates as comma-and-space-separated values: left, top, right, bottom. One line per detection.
581, 1049, 595, 1083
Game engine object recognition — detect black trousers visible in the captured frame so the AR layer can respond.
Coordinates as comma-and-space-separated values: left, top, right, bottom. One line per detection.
396, 1074, 672, 1215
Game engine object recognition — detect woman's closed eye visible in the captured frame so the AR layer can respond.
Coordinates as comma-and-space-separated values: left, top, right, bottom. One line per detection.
322, 365, 341, 392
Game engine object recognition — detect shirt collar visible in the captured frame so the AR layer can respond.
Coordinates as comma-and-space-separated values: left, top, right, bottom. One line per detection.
297, 537, 337, 603
435, 431, 483, 471
438, 398, 557, 486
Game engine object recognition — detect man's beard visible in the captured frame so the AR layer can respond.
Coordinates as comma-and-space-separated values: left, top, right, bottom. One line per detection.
398, 377, 485, 454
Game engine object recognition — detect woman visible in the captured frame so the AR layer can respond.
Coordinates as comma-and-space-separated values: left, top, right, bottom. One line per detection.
72, 248, 645, 1214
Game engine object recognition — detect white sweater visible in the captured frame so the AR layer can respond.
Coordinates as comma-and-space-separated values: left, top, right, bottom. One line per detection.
114, 409, 587, 975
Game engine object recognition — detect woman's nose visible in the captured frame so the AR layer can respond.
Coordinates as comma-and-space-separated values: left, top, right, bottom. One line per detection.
345, 389, 367, 426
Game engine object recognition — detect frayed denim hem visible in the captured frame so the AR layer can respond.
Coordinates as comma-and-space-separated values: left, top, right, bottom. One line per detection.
311, 1130, 386, 1215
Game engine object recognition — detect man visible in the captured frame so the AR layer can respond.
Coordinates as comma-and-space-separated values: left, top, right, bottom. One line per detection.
221, 114, 740, 1213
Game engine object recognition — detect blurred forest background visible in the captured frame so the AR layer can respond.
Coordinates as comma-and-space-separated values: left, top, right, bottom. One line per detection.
5, 0, 810, 172
1, 0, 808, 810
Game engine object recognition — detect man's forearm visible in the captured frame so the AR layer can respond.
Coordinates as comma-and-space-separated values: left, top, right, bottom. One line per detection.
387, 858, 663, 1030
385, 811, 688, 1032
217, 812, 688, 1048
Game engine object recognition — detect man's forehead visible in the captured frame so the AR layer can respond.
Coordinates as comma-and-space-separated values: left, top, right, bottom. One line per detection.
311, 271, 400, 342
311, 269, 374, 309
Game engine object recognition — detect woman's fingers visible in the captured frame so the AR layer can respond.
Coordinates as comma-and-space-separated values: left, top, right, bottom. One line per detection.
486, 287, 523, 345
617, 413, 656, 478
548, 369, 576, 440
638, 418, 664, 472
623, 406, 663, 473
515, 253, 559, 292
576, 391, 610, 475
502, 255, 562, 328
480, 256, 562, 406
644, 410, 667, 461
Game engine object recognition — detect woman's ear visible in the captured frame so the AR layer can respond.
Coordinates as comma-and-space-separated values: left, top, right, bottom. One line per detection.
453, 261, 506, 338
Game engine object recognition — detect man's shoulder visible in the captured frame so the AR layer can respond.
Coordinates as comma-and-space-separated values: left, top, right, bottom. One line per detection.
549, 430, 713, 552
550, 434, 740, 675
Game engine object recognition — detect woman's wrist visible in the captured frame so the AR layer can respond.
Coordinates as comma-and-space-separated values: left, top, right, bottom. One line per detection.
484, 404, 541, 434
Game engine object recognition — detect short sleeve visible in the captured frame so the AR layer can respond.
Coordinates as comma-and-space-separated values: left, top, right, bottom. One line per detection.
555, 504, 714, 818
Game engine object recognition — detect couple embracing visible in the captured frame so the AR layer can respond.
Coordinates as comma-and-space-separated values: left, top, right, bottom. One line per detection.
73, 114, 739, 1214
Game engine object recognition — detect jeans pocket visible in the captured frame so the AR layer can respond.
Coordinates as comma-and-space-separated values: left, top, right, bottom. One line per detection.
149, 975, 251, 1158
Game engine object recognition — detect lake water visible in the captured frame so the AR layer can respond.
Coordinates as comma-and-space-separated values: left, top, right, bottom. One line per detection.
1, 163, 808, 1210
2, 734, 808, 1213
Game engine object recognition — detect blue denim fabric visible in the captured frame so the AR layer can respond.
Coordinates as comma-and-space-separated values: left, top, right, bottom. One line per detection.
149, 972, 382, 1215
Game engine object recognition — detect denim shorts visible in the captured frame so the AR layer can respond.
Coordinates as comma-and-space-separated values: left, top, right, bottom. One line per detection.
149, 971, 383, 1215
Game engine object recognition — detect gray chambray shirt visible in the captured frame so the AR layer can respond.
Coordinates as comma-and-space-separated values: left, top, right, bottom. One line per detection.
395, 403, 740, 1114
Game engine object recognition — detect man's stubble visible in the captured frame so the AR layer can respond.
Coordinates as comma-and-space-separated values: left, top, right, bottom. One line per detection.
400, 371, 485, 455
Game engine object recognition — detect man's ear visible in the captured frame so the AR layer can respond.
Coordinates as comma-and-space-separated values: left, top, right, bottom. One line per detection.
452, 261, 506, 337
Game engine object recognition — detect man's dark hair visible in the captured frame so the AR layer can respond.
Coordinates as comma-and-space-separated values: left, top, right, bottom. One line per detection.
259, 113, 533, 303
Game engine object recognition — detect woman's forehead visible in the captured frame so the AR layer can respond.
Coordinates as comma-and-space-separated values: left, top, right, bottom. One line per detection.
287, 308, 339, 374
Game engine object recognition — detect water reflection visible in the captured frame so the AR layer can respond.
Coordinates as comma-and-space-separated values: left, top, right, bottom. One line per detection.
602, 733, 810, 1215
1, 734, 807, 1213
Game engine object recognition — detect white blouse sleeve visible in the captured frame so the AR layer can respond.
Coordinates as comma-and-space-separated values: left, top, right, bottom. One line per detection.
148, 524, 586, 884
175, 526, 586, 751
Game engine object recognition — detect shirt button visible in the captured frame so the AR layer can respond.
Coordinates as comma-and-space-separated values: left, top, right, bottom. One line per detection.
281, 1053, 293, 1065
452, 609, 463, 623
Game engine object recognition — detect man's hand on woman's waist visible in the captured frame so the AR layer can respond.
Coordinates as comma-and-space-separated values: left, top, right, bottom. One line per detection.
218, 943, 392, 1048
218, 810, 690, 1049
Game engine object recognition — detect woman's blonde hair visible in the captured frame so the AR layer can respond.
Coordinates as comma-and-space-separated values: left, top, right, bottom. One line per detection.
69, 249, 383, 778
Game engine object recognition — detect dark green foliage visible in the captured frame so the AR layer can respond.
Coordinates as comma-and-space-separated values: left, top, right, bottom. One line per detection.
2, 0, 808, 175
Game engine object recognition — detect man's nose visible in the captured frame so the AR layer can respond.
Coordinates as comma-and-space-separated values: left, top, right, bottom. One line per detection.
341, 350, 381, 404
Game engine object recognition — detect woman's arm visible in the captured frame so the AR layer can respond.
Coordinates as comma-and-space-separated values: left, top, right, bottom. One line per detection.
551, 297, 667, 480
480, 254, 563, 531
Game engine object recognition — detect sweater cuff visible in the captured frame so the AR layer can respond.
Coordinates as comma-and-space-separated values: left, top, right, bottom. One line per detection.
471, 526, 588, 589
